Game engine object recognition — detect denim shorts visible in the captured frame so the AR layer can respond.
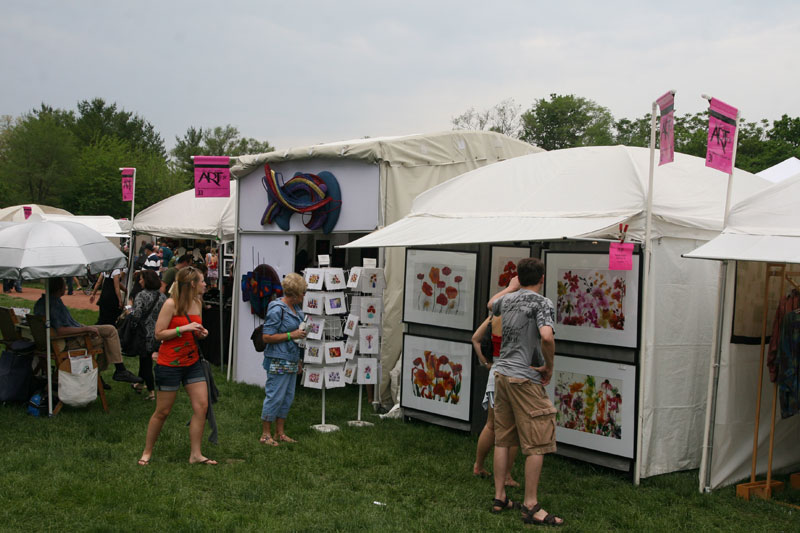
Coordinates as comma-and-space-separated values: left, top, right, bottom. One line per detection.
154, 360, 206, 392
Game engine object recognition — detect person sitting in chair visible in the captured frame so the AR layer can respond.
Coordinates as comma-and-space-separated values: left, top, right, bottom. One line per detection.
33, 277, 143, 385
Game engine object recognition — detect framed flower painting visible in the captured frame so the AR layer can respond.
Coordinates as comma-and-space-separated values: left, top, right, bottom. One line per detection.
489, 246, 531, 296
543, 355, 636, 458
400, 334, 472, 422
403, 249, 478, 331
544, 251, 640, 348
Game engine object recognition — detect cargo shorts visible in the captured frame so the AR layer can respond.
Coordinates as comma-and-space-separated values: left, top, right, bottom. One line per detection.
493, 372, 557, 455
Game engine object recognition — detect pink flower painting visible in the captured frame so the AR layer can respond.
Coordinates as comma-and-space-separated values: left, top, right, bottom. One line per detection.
409, 350, 462, 405
556, 269, 626, 330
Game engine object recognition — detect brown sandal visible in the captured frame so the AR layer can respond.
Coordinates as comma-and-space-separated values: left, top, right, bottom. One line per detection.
490, 496, 520, 514
259, 435, 279, 447
277, 434, 297, 443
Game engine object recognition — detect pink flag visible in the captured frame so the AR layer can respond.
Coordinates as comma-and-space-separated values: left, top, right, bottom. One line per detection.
656, 91, 674, 166
609, 242, 634, 271
194, 156, 231, 198
120, 168, 135, 202
706, 98, 738, 174
23, 206, 32, 219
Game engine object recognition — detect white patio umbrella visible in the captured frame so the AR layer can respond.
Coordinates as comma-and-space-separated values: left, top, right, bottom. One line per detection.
0, 217, 126, 415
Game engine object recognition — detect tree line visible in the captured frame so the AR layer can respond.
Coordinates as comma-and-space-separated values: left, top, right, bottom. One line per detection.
452, 95, 800, 174
0, 98, 274, 217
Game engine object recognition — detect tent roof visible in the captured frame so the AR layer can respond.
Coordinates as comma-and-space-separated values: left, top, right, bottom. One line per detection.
0, 204, 72, 221
231, 130, 541, 178
344, 145, 770, 248
757, 157, 800, 184
132, 188, 236, 242
36, 214, 126, 238
685, 172, 800, 263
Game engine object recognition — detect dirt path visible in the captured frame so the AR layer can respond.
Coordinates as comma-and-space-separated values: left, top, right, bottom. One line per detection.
2, 287, 100, 310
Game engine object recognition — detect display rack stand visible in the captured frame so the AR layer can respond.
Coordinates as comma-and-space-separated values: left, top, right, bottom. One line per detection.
347, 384, 374, 427
311, 387, 340, 433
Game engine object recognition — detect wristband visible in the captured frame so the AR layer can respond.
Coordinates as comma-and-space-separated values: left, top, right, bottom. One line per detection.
287, 331, 291, 342
176, 326, 181, 337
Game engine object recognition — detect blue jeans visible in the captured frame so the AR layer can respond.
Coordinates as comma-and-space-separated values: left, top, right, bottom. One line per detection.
261, 372, 297, 422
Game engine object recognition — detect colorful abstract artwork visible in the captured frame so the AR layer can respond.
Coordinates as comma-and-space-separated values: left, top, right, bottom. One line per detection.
303, 365, 324, 389
325, 341, 345, 364
343, 314, 359, 337
403, 249, 477, 331
346, 267, 363, 289
400, 334, 472, 422
544, 252, 640, 348
343, 360, 357, 384
305, 316, 325, 340
344, 337, 358, 360
304, 341, 324, 364
324, 268, 346, 290
324, 292, 347, 315
304, 268, 324, 290
489, 246, 531, 296
302, 292, 324, 316
324, 365, 346, 388
544, 355, 636, 458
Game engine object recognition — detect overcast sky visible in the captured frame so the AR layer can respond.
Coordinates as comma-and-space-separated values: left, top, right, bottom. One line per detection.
2, 1, 798, 151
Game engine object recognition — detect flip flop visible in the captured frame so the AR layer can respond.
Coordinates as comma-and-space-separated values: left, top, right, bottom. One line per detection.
137, 458, 150, 466
278, 434, 297, 443
191, 458, 218, 465
473, 470, 491, 479
259, 435, 279, 447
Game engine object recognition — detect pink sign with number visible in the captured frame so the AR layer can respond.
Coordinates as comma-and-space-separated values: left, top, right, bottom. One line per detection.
194, 156, 230, 198
706, 98, 738, 174
23, 206, 32, 219
120, 168, 135, 202
656, 91, 674, 166
609, 242, 634, 271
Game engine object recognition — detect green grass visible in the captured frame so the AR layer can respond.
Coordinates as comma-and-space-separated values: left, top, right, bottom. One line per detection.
1, 299, 799, 531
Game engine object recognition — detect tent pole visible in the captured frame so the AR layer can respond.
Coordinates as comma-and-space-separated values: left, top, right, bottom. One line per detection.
699, 259, 730, 492
46, 284, 53, 416
633, 101, 658, 486
227, 176, 242, 381
218, 241, 224, 375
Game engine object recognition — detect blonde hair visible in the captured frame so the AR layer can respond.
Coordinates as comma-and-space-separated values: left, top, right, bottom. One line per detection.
282, 273, 307, 298
169, 266, 203, 315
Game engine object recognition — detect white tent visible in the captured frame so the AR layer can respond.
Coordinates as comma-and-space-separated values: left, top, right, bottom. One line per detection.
132, 188, 236, 242
685, 173, 800, 490
757, 157, 800, 184
36, 214, 127, 238
229, 131, 541, 389
345, 145, 771, 479
0, 204, 71, 221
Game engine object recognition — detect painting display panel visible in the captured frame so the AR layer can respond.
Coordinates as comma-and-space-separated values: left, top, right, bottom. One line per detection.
400, 334, 472, 422
489, 246, 531, 296
304, 341, 324, 364
324, 268, 346, 290
306, 316, 325, 340
324, 365, 346, 388
324, 292, 348, 315
359, 297, 382, 325
403, 249, 477, 331
324, 341, 345, 364
544, 355, 636, 458
544, 252, 640, 348
303, 365, 324, 389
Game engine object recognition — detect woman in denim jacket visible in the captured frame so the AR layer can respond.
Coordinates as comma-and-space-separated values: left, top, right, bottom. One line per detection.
259, 273, 307, 446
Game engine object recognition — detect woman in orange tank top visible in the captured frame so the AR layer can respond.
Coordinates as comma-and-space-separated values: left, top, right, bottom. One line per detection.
138, 266, 216, 466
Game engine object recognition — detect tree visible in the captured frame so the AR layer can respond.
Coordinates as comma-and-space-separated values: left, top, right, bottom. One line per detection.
170, 124, 274, 186
73, 98, 166, 159
0, 110, 79, 205
451, 98, 522, 137
614, 116, 651, 147
520, 94, 615, 150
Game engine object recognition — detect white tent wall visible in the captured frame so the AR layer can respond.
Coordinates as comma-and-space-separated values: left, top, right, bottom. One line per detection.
639, 237, 721, 477
706, 263, 800, 489
230, 132, 540, 398
132, 188, 236, 242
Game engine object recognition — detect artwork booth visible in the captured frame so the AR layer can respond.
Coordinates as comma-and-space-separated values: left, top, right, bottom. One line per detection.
344, 145, 770, 481
228, 131, 539, 387
686, 173, 800, 492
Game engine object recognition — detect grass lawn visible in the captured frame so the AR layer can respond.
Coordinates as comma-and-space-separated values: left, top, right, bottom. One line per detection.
0, 294, 798, 531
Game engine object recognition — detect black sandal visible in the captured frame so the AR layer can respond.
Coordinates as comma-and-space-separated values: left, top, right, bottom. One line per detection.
490, 496, 520, 514
521, 503, 565, 526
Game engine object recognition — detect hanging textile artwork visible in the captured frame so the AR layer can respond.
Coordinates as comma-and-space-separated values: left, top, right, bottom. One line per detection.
240, 264, 283, 319
260, 163, 342, 234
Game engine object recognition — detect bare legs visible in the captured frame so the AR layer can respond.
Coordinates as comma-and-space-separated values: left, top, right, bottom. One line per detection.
494, 450, 541, 504
139, 381, 215, 464
474, 408, 519, 485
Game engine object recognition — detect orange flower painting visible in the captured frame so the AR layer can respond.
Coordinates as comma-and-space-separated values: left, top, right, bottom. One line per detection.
410, 350, 463, 405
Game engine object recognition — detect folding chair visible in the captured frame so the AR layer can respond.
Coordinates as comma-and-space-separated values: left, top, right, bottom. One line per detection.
26, 314, 108, 415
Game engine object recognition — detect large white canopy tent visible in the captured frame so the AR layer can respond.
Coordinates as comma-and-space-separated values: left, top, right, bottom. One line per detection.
345, 145, 770, 479
132, 188, 236, 242
229, 131, 541, 388
686, 173, 800, 490
0, 204, 71, 221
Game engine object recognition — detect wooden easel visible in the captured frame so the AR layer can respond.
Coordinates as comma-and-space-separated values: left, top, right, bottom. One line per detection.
736, 263, 800, 501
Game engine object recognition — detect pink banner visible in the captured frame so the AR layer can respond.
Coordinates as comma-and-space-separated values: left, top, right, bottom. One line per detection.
706, 98, 738, 174
609, 242, 634, 271
121, 177, 133, 201
23, 206, 32, 219
656, 91, 674, 166
120, 168, 135, 202
194, 156, 231, 198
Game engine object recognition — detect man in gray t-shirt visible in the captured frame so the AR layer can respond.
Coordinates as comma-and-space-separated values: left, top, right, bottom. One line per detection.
487, 257, 563, 526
